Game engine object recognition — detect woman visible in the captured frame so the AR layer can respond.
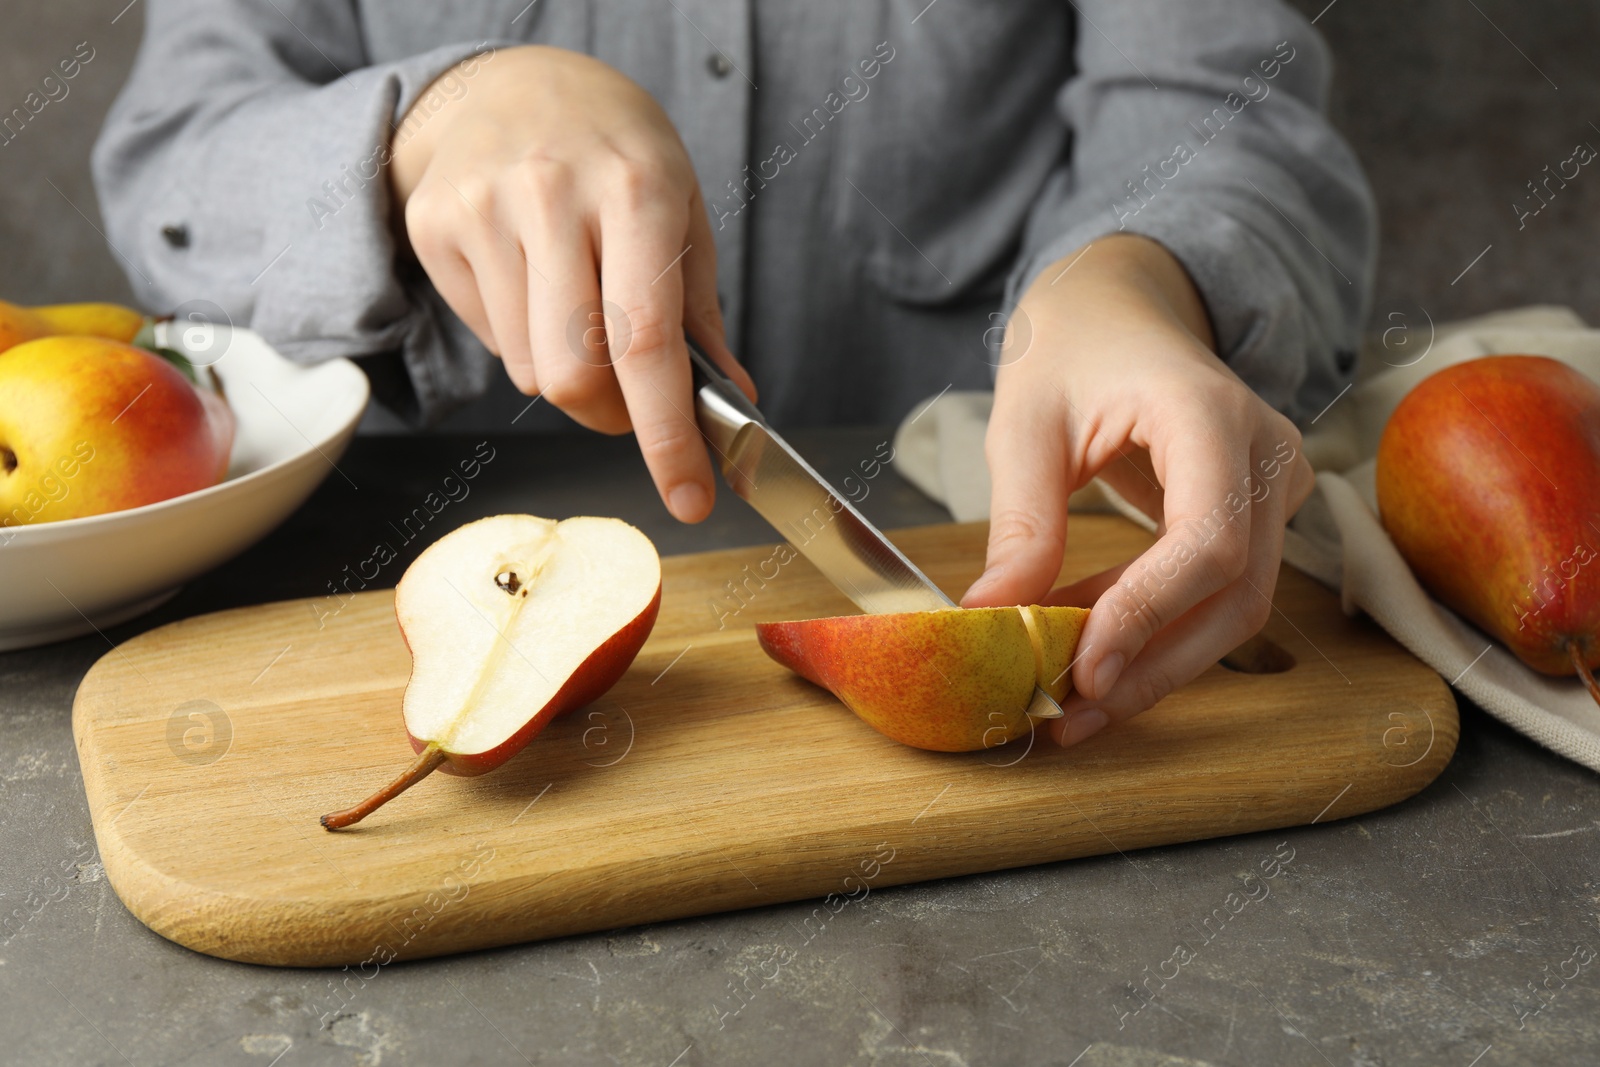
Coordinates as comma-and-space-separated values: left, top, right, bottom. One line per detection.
94, 0, 1374, 746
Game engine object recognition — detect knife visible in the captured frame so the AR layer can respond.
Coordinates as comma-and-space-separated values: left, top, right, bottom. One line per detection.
684, 336, 1064, 721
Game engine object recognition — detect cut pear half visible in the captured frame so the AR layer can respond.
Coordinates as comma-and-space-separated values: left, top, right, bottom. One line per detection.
323, 514, 660, 830
398, 515, 660, 758
755, 605, 1089, 752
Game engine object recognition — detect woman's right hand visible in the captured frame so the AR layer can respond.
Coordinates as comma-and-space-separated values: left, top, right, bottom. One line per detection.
390, 46, 755, 522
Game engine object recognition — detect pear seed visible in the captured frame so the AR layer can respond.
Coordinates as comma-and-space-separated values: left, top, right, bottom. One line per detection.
495, 570, 522, 595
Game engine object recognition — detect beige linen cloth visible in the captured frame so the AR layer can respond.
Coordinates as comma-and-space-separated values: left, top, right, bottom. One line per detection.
893, 306, 1600, 772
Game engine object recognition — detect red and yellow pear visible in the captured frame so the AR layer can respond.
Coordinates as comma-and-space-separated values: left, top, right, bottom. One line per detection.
322, 515, 661, 829
1377, 354, 1600, 700
755, 605, 1089, 751
0, 335, 233, 527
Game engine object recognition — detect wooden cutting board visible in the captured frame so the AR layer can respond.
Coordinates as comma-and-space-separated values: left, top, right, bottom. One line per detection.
73, 518, 1456, 967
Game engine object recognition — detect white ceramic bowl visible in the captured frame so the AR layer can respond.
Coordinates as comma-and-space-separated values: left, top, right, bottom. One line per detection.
0, 328, 368, 650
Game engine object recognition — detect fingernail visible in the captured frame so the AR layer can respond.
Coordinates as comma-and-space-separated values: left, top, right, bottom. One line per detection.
668, 482, 709, 521
1060, 708, 1108, 747
1091, 652, 1125, 700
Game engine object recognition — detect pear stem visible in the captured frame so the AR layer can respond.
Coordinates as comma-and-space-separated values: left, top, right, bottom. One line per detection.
1566, 640, 1600, 710
321, 743, 447, 831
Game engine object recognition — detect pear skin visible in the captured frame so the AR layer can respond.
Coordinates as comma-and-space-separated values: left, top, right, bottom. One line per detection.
0, 336, 233, 525
0, 299, 144, 355
31, 302, 145, 343
0, 304, 37, 353
756, 605, 1089, 752
1377, 355, 1600, 699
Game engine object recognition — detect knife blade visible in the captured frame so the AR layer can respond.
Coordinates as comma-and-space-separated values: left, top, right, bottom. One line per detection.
684, 336, 1063, 720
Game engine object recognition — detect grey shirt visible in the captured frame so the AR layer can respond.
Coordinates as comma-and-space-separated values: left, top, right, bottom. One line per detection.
94, 0, 1375, 431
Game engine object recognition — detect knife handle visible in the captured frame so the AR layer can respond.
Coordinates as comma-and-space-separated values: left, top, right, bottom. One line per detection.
683, 334, 759, 410
684, 333, 763, 462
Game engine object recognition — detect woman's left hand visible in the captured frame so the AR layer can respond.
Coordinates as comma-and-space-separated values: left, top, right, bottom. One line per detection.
961, 234, 1316, 747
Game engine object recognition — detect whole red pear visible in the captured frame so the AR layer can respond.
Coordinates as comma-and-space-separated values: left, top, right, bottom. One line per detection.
1376, 355, 1600, 698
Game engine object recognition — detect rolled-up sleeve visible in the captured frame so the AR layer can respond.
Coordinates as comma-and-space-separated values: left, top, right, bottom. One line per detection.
92, 0, 509, 423
1005, 0, 1376, 423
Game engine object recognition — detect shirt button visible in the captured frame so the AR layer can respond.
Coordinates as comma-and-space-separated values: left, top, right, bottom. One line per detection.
706, 52, 733, 78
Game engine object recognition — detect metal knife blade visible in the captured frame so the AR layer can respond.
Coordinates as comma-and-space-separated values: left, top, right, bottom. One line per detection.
684, 336, 1063, 720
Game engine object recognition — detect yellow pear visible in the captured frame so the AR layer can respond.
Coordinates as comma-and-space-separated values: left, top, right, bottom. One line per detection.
0, 299, 145, 355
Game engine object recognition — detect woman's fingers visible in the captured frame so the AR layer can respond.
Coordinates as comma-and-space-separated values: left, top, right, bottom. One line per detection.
522, 186, 630, 433
405, 184, 501, 361
1041, 559, 1133, 609
681, 186, 757, 403
392, 48, 741, 526
962, 378, 1074, 609
418, 156, 724, 513
1051, 436, 1294, 745
1071, 410, 1252, 703
1286, 446, 1316, 517
597, 172, 717, 523
457, 204, 537, 394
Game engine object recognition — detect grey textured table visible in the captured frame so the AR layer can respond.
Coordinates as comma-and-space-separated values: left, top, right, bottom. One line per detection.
2, 429, 1597, 1067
